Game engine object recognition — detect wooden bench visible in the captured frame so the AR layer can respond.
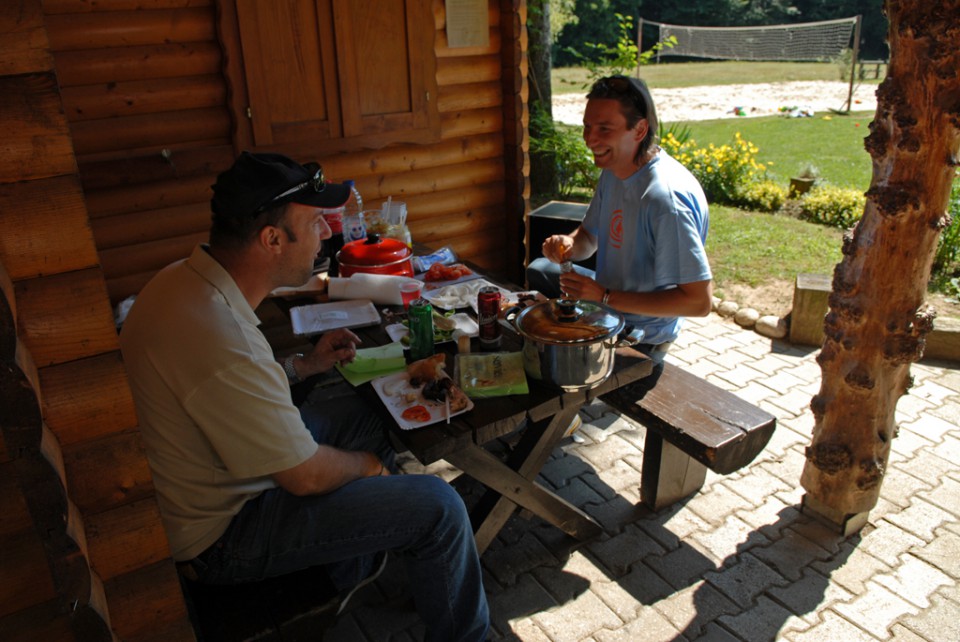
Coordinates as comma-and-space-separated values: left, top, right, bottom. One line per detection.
600, 362, 777, 510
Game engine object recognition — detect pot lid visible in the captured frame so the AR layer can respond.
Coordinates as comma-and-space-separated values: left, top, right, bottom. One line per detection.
515, 298, 624, 344
337, 233, 412, 266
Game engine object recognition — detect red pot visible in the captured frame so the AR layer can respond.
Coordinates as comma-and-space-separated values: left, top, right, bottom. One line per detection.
336, 233, 414, 278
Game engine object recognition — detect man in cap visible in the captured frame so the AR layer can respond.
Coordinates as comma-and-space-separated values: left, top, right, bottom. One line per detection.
527, 75, 712, 363
120, 152, 489, 641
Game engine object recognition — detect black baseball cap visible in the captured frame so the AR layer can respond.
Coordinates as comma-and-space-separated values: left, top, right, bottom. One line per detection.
211, 151, 350, 219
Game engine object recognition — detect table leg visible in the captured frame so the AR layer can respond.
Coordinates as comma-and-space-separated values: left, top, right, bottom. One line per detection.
444, 406, 601, 553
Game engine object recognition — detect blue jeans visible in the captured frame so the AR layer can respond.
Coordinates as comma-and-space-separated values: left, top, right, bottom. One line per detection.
190, 381, 490, 642
527, 258, 669, 365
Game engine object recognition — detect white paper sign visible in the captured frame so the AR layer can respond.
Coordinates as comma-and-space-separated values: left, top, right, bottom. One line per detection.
445, 0, 489, 48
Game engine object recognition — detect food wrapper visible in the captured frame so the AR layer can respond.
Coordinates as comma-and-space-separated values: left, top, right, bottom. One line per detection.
456, 352, 528, 398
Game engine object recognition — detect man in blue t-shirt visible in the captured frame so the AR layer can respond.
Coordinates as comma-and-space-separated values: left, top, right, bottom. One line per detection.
527, 75, 713, 362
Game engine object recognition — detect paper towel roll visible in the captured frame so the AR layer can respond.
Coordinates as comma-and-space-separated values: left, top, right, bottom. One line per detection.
327, 273, 419, 305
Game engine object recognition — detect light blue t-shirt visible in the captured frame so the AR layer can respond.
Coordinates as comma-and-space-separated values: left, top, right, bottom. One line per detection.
582, 150, 711, 345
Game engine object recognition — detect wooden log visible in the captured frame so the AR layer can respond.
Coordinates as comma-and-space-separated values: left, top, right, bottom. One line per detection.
315, 133, 503, 185
0, 0, 53, 76
440, 106, 503, 140
91, 202, 210, 251
45, 7, 215, 51
0, 599, 74, 641
409, 205, 507, 245
52, 42, 222, 87
396, 183, 506, 221
0, 176, 99, 280
44, 0, 212, 12
361, 158, 504, 201
0, 465, 58, 617
436, 54, 501, 86
98, 232, 207, 282
0, 259, 15, 363
60, 74, 226, 122
84, 497, 171, 581
61, 431, 155, 515
77, 144, 233, 191
69, 107, 231, 156
103, 560, 194, 642
437, 81, 503, 113
40, 352, 139, 447
84, 173, 213, 219
106, 271, 161, 307
13, 269, 118, 367
0, 74, 75, 183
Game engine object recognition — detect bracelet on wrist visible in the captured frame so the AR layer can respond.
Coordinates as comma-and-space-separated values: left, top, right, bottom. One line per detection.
602, 288, 611, 305
282, 353, 304, 383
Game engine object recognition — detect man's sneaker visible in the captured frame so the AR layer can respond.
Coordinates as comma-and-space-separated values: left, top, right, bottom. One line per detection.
336, 550, 389, 616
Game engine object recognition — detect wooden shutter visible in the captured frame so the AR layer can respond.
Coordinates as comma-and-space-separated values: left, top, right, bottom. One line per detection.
228, 0, 439, 152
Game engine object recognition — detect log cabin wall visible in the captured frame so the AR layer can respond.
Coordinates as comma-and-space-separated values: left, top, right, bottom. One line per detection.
0, 1, 193, 640
42, 0, 529, 307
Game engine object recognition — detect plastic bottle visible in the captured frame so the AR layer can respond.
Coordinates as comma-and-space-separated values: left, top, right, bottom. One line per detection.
322, 180, 363, 276
342, 180, 367, 243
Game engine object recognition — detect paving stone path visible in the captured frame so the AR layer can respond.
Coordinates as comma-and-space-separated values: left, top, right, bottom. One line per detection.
326, 312, 960, 641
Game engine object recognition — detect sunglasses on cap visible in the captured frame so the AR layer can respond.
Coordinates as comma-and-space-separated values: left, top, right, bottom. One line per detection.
255, 164, 326, 215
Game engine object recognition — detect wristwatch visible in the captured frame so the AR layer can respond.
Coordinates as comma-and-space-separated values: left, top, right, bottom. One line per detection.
282, 353, 304, 384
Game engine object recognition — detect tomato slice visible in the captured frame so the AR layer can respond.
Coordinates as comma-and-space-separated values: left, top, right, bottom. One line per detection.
401, 405, 431, 423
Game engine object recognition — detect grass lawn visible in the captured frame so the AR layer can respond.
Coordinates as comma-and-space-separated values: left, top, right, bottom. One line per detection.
678, 112, 876, 191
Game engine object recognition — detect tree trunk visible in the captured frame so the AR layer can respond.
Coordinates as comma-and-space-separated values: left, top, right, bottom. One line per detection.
801, 0, 960, 518
527, 0, 559, 198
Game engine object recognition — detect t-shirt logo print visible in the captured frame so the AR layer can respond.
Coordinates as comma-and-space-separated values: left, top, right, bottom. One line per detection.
609, 211, 624, 249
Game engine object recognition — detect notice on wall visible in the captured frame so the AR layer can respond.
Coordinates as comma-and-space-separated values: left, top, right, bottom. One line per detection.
445, 0, 489, 48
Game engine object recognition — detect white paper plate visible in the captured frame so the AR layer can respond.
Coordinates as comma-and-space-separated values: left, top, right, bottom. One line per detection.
385, 313, 478, 344
371, 371, 474, 430
421, 279, 511, 310
290, 299, 380, 336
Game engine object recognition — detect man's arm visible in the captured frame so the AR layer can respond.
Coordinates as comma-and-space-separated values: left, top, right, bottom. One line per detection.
558, 274, 713, 319
273, 445, 386, 496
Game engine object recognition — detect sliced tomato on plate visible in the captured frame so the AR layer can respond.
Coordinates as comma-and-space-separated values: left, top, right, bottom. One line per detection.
401, 405, 432, 423
423, 262, 473, 282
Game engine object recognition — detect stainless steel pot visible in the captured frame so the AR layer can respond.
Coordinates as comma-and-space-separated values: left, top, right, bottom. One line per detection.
506, 298, 643, 392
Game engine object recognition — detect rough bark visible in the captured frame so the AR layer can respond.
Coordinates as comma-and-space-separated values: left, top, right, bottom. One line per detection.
801, 0, 960, 515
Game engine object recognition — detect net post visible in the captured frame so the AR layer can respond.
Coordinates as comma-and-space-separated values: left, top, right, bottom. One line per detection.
636, 16, 643, 76
844, 15, 862, 113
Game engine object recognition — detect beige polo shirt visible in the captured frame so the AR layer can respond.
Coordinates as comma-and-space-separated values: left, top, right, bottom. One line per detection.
119, 245, 318, 561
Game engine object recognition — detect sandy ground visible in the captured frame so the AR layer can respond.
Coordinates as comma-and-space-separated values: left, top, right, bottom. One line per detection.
552, 80, 879, 124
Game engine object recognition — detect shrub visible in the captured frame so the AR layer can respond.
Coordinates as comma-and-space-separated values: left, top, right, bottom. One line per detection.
739, 180, 789, 213
932, 171, 960, 285
661, 131, 771, 207
529, 105, 599, 198
799, 185, 866, 228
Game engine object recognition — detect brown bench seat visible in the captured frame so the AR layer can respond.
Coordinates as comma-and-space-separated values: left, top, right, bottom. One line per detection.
600, 362, 777, 510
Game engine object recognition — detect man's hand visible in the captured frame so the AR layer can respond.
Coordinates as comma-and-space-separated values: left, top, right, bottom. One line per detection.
300, 328, 362, 377
542, 234, 574, 264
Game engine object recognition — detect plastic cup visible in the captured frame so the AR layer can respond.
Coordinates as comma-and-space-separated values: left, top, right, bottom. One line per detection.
399, 280, 424, 309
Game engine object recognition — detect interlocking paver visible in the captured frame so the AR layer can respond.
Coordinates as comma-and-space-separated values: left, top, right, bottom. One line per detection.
781, 610, 878, 642
388, 312, 960, 642
897, 591, 960, 642
884, 496, 957, 542
833, 582, 922, 638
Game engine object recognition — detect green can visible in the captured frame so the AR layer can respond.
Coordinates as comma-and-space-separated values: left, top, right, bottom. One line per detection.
407, 298, 435, 361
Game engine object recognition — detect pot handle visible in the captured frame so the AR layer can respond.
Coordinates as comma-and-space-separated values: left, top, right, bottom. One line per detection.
615, 324, 645, 348
502, 304, 523, 333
